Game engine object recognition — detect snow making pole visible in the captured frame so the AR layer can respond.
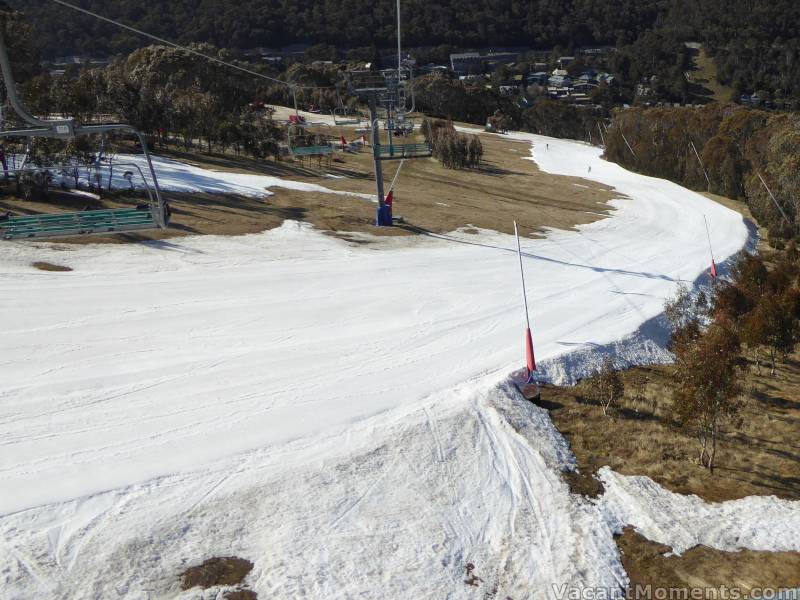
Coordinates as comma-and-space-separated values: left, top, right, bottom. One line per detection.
757, 171, 793, 229
620, 131, 637, 160
689, 140, 710, 191
514, 221, 536, 383
703, 214, 717, 281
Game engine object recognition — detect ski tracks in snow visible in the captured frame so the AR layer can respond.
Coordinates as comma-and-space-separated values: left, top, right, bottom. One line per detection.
0, 133, 767, 598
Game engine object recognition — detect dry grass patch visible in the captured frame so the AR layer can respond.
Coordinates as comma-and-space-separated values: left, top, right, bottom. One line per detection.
618, 528, 800, 593
546, 353, 800, 502
0, 131, 615, 244
544, 352, 800, 591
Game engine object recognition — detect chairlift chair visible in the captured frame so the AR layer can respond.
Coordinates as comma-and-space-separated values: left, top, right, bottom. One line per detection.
0, 24, 169, 240
332, 107, 361, 126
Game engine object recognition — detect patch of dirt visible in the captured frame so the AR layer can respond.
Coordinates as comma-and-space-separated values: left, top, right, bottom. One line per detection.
180, 556, 254, 591
224, 591, 258, 600
32, 261, 73, 272
562, 470, 605, 498
618, 527, 800, 593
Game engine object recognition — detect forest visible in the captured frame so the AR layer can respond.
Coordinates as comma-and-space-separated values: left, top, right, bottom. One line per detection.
9, 0, 800, 101
604, 104, 800, 244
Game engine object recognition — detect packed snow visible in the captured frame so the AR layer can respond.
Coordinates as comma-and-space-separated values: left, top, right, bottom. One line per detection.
2, 133, 787, 600
598, 468, 800, 555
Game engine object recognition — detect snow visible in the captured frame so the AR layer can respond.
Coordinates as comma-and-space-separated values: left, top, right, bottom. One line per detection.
598, 467, 800, 554
49, 153, 374, 201
0, 133, 781, 599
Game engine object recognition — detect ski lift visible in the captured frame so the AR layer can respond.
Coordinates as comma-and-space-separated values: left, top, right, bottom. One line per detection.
286, 126, 333, 164
331, 89, 361, 126
384, 113, 414, 136
332, 106, 361, 126
0, 25, 169, 240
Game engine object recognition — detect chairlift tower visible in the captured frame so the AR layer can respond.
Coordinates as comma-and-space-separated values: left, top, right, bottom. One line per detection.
346, 0, 429, 227
0, 21, 169, 239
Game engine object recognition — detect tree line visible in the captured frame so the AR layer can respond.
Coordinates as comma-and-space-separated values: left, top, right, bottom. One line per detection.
585, 244, 800, 473
605, 104, 800, 244
12, 0, 800, 102
9, 43, 300, 162
666, 246, 799, 472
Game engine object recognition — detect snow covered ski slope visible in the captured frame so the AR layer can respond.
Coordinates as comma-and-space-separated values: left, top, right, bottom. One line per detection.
51, 153, 372, 200
0, 135, 767, 599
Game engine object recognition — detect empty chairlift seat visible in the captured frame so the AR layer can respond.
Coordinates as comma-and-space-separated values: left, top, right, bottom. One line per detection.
290, 145, 334, 157
0, 207, 158, 240
376, 143, 432, 159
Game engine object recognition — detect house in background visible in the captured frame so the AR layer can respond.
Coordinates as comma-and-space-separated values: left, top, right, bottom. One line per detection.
450, 52, 481, 74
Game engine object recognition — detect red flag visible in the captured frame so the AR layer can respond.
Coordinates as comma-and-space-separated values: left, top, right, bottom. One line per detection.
340, 135, 347, 149
710, 259, 717, 279
525, 327, 536, 373
385, 190, 394, 207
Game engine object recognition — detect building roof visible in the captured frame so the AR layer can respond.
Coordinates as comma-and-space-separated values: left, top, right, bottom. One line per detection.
450, 52, 481, 60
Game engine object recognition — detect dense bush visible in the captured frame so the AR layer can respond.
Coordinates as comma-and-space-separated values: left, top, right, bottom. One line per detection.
422, 119, 482, 170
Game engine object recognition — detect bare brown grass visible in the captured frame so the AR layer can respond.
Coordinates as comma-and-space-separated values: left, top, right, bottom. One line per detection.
544, 350, 800, 591
619, 528, 800, 593
0, 132, 615, 244
548, 353, 800, 502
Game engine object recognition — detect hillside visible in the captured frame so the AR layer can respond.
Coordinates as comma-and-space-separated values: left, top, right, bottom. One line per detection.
8, 0, 800, 100
0, 133, 759, 598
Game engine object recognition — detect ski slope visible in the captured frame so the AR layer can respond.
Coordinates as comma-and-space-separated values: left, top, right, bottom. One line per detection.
0, 134, 769, 599
49, 153, 373, 200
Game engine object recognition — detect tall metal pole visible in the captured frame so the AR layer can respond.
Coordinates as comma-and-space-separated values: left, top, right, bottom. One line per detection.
514, 221, 531, 330
369, 94, 386, 225
703, 215, 715, 263
689, 140, 710, 190
514, 221, 537, 382
757, 171, 792, 227
387, 97, 394, 154
397, 0, 402, 87
620, 131, 637, 159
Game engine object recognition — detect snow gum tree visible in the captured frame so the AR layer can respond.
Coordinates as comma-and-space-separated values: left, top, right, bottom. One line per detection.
672, 319, 742, 473
585, 356, 625, 416
742, 291, 798, 375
